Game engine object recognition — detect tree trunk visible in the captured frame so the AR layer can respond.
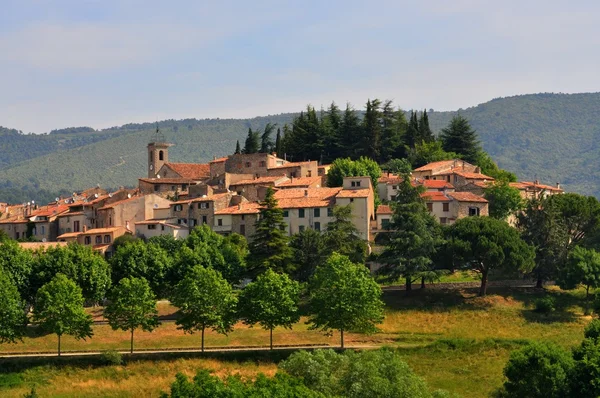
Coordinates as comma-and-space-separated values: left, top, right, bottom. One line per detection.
130, 329, 134, 354
201, 327, 205, 353
421, 276, 426, 289
405, 276, 412, 295
270, 327, 273, 350
536, 277, 544, 289
479, 268, 489, 297
340, 329, 344, 349
586, 285, 591, 301
58, 334, 61, 357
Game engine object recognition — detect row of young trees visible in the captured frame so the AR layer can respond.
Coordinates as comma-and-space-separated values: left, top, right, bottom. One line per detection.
0, 251, 383, 354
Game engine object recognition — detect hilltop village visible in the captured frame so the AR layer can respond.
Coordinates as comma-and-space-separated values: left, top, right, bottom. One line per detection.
0, 136, 562, 257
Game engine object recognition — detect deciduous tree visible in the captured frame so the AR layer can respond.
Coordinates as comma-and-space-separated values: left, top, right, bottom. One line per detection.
558, 246, 600, 300
238, 269, 300, 349
307, 253, 384, 348
104, 277, 159, 353
0, 270, 27, 343
290, 228, 326, 282
484, 179, 523, 220
171, 266, 237, 352
32, 274, 93, 356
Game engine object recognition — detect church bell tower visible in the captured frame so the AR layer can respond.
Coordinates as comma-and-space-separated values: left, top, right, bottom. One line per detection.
147, 124, 173, 178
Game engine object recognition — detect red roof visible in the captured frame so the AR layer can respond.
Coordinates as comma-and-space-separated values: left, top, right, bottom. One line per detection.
274, 187, 341, 209
413, 160, 458, 172
447, 192, 488, 203
268, 161, 314, 170
277, 176, 322, 188
209, 157, 228, 164
437, 170, 494, 180
421, 192, 450, 202
336, 189, 371, 198
229, 176, 287, 186
138, 177, 197, 184
376, 205, 393, 215
416, 180, 455, 189
165, 163, 210, 179
215, 203, 262, 215
512, 181, 563, 192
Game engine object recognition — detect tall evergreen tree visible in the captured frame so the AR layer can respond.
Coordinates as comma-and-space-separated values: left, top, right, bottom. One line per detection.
243, 128, 259, 154
321, 102, 342, 163
274, 128, 282, 156
339, 103, 361, 159
234, 140, 241, 154
440, 115, 481, 164
418, 110, 435, 143
380, 100, 408, 162
249, 187, 293, 276
380, 173, 442, 292
361, 99, 382, 161
260, 123, 276, 153
405, 111, 420, 149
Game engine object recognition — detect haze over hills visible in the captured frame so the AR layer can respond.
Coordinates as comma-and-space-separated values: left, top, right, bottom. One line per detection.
0, 92, 599, 204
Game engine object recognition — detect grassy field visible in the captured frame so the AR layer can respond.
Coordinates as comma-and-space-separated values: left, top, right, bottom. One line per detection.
0, 285, 591, 397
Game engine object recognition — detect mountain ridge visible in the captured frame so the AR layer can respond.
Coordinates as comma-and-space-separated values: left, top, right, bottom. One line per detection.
1, 92, 599, 203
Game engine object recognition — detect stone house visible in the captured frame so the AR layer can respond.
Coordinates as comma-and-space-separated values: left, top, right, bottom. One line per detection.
267, 160, 319, 179
422, 191, 489, 225
229, 176, 290, 202
96, 193, 171, 230
213, 202, 261, 238
75, 226, 132, 256
412, 159, 478, 180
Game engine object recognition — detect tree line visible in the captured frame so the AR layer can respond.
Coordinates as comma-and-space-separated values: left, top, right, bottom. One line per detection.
236, 100, 515, 181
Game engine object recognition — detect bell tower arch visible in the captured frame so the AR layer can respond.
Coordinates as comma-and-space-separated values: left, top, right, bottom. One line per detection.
147, 124, 173, 178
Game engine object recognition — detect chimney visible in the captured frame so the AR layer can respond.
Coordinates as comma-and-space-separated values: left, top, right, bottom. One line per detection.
238, 204, 242, 210
83, 225, 87, 233
462, 161, 465, 170
475, 166, 481, 173
556, 182, 561, 190
304, 189, 308, 197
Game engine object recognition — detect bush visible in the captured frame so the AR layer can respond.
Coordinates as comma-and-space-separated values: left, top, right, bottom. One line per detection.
592, 293, 600, 315
280, 348, 446, 398
571, 338, 600, 397
534, 296, 556, 314
502, 341, 573, 398
585, 319, 600, 343
100, 350, 123, 366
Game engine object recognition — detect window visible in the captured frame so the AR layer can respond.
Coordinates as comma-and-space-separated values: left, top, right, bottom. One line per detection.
327, 208, 334, 217
299, 225, 305, 232
148, 224, 157, 230
454, 176, 458, 183
95, 235, 102, 244
181, 184, 187, 191
245, 162, 251, 168
299, 209, 305, 218
109, 217, 112, 226
174, 204, 183, 212
382, 219, 391, 230
447, 176, 451, 182
392, 185, 397, 190
351, 181, 361, 187
350, 198, 354, 203
32, 227, 37, 236
171, 185, 176, 191
314, 222, 321, 231
154, 185, 160, 192
200, 202, 209, 209
314, 208, 320, 218
178, 218, 187, 225
74, 220, 80, 232
307, 170, 312, 177
191, 219, 197, 227
469, 207, 480, 216
241, 215, 245, 221
84, 236, 91, 245
202, 215, 207, 224
283, 210, 289, 218
15, 232, 19, 239
440, 217, 447, 224
217, 218, 223, 226
425, 175, 430, 180
443, 202, 449, 212
159, 150, 164, 161
259, 161, 266, 167
427, 203, 433, 212
240, 225, 246, 235
104, 235, 111, 243
161, 225, 165, 231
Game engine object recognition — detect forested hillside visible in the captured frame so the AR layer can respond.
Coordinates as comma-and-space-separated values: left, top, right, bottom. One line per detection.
0, 92, 599, 203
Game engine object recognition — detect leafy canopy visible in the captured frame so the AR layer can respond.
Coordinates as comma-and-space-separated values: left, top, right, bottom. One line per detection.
0, 270, 27, 343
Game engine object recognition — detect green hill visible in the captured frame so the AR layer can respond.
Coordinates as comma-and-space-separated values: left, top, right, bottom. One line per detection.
0, 92, 599, 203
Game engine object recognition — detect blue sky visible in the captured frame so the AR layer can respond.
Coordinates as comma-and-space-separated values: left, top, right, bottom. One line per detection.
2, 0, 599, 133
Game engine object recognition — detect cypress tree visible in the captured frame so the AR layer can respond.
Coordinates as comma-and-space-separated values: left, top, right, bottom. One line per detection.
339, 103, 361, 159
405, 111, 420, 149
249, 187, 292, 276
440, 115, 481, 164
380, 100, 408, 162
418, 110, 435, 143
260, 123, 276, 153
275, 128, 282, 156
361, 99, 382, 161
234, 140, 241, 154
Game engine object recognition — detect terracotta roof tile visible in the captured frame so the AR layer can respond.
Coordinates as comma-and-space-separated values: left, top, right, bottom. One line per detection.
436, 170, 494, 180
229, 176, 288, 186
413, 160, 458, 172
209, 157, 228, 163
376, 205, 393, 215
276, 177, 322, 188
517, 181, 563, 192
98, 195, 143, 210
79, 227, 128, 235
268, 161, 315, 170
215, 203, 262, 215
273, 187, 342, 200
56, 232, 82, 239
165, 162, 210, 179
277, 197, 335, 209
421, 192, 451, 202
138, 177, 197, 184
416, 180, 455, 189
336, 189, 371, 198
447, 192, 488, 203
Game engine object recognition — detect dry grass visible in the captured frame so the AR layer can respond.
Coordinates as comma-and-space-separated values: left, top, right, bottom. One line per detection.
0, 285, 592, 397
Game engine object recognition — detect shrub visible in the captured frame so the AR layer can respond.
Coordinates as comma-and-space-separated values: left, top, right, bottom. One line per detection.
571, 338, 600, 397
585, 319, 600, 343
502, 341, 573, 398
534, 296, 556, 314
592, 293, 600, 315
100, 350, 123, 366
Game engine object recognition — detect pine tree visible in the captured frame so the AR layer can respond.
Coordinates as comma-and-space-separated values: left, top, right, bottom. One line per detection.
243, 128, 259, 154
274, 128, 282, 156
361, 99, 382, 161
260, 123, 276, 153
234, 140, 241, 154
418, 110, 435, 143
380, 100, 408, 162
249, 187, 292, 276
339, 103, 361, 159
440, 115, 481, 164
321, 102, 342, 163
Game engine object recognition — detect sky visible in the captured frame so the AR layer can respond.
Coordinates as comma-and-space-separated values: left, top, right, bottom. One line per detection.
2, 0, 600, 133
